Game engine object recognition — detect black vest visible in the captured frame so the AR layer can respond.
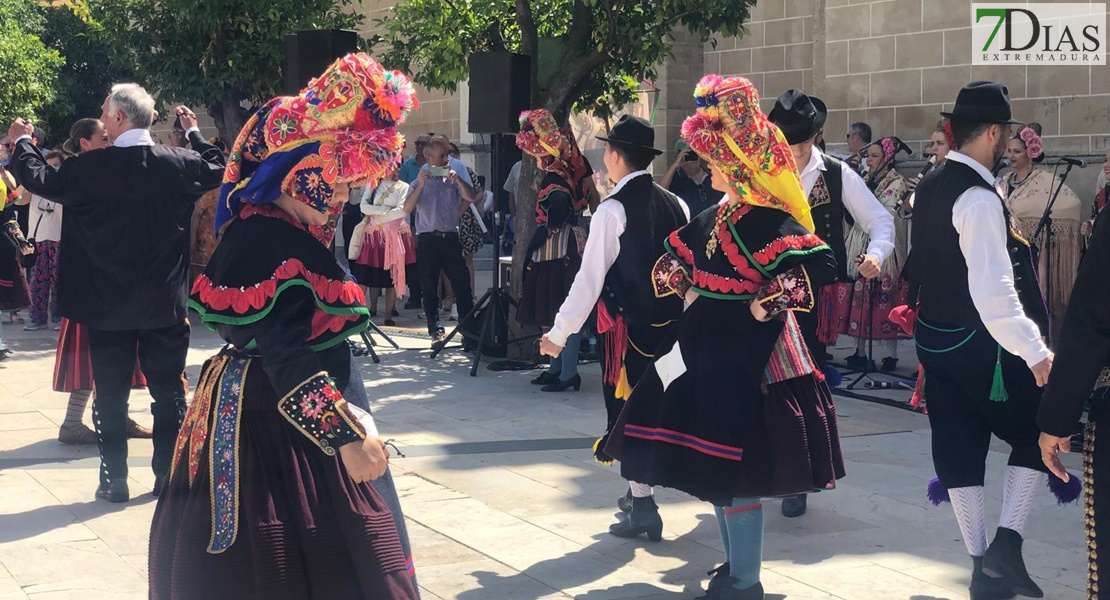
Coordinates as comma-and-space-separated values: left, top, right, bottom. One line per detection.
907, 160, 1049, 334
601, 175, 688, 327
808, 155, 853, 282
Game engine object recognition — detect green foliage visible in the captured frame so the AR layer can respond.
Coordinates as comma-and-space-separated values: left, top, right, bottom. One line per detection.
38, 1, 137, 143
87, 0, 365, 138
0, 0, 64, 127
372, 0, 755, 121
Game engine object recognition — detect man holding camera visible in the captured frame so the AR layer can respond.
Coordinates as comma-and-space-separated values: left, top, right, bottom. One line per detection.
660, 140, 723, 219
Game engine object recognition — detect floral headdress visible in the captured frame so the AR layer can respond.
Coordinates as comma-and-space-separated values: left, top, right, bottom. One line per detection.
1018, 126, 1044, 160
516, 109, 590, 189
941, 119, 956, 150
215, 53, 418, 245
681, 75, 814, 232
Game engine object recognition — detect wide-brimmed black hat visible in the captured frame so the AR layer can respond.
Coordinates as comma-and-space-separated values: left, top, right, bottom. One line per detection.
768, 89, 827, 145
596, 114, 663, 156
940, 81, 1023, 125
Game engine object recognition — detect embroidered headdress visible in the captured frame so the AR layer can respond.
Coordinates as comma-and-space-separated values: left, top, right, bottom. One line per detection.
216, 53, 418, 244
516, 110, 590, 187
681, 75, 814, 232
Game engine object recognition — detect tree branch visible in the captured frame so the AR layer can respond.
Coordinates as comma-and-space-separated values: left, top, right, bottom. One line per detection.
515, 0, 537, 56
566, 0, 592, 55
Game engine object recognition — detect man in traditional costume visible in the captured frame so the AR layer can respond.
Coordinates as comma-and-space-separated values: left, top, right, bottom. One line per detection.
147, 54, 420, 598
768, 89, 894, 518
1038, 173, 1110, 600
908, 81, 1066, 600
539, 114, 689, 540
607, 75, 844, 600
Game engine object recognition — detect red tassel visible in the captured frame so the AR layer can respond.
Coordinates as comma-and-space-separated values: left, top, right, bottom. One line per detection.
910, 364, 926, 411
597, 303, 627, 389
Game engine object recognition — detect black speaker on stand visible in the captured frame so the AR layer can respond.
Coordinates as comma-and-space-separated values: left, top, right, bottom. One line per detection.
283, 29, 360, 95
430, 52, 536, 376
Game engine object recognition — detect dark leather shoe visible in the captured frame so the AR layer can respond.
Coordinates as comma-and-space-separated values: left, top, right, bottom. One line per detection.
983, 527, 1043, 597
971, 555, 1016, 600
608, 495, 663, 542
531, 371, 559, 386
880, 357, 899, 372
697, 575, 764, 600
617, 488, 633, 513
845, 352, 869, 369
781, 494, 807, 518
153, 474, 166, 498
95, 480, 130, 503
541, 374, 581, 392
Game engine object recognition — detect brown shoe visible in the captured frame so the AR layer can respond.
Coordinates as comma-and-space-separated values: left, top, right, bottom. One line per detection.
58, 423, 98, 445
126, 418, 153, 439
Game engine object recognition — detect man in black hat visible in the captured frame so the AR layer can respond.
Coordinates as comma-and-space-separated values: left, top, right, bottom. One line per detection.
769, 89, 895, 518
539, 114, 689, 542
907, 80, 1055, 600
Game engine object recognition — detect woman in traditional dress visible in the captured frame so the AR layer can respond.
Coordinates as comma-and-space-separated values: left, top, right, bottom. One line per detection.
148, 54, 420, 599
0, 168, 31, 357
349, 171, 414, 325
516, 109, 598, 392
607, 75, 844, 600
1004, 122, 1082, 343
843, 136, 910, 372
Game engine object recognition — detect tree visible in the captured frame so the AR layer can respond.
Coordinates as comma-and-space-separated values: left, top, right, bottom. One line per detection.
38, 1, 137, 143
372, 0, 755, 292
0, 0, 63, 127
91, 0, 364, 142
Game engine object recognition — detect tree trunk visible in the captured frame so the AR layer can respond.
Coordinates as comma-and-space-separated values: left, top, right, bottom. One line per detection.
207, 95, 249, 144
510, 159, 541, 299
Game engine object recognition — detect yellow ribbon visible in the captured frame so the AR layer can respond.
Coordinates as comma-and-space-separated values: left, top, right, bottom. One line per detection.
721, 132, 815, 232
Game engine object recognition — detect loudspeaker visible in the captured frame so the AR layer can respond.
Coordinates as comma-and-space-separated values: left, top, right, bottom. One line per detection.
468, 53, 531, 134
283, 29, 360, 95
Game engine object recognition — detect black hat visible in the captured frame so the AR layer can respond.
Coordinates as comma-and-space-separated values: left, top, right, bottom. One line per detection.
596, 114, 663, 156
940, 81, 1023, 125
768, 89, 827, 145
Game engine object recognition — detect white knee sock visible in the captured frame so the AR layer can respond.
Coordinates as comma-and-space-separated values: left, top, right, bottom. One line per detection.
629, 481, 653, 498
949, 486, 988, 556
999, 466, 1046, 534
883, 339, 898, 359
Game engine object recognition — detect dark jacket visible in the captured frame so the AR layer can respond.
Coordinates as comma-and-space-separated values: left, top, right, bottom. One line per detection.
10, 130, 225, 330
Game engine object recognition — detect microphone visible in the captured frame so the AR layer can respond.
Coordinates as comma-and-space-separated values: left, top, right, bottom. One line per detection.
1060, 156, 1088, 168
992, 157, 1011, 176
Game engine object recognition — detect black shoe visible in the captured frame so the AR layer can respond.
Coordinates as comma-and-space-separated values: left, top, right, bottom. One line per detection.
391, 309, 400, 317
404, 300, 421, 310
971, 555, 1017, 600
697, 575, 764, 600
617, 488, 633, 513
692, 562, 732, 599
608, 495, 663, 542
541, 374, 581, 392
983, 527, 1043, 597
845, 352, 869, 369
880, 357, 899, 372
781, 494, 807, 518
95, 480, 130, 503
531, 371, 560, 386
152, 474, 166, 498
384, 319, 396, 326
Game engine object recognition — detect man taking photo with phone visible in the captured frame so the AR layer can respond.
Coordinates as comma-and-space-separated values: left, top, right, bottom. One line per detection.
659, 139, 722, 219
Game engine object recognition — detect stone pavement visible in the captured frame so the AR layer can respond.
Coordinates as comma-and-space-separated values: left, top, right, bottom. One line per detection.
0, 311, 1089, 600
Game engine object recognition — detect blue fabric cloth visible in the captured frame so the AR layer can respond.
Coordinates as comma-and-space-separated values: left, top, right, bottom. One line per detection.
546, 331, 581, 381
213, 142, 321, 236
397, 157, 421, 184
714, 498, 764, 590
413, 176, 464, 235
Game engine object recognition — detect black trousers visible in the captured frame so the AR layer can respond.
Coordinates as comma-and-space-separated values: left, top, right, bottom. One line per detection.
87, 322, 190, 487
915, 319, 1046, 488
417, 233, 473, 336
1086, 388, 1110, 599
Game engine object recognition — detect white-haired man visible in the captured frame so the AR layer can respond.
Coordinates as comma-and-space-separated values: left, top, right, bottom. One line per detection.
8, 83, 226, 502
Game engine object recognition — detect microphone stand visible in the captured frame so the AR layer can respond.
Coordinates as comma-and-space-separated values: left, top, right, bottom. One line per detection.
1030, 160, 1077, 345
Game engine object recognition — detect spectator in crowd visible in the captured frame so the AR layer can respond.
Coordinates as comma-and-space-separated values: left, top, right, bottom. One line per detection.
350, 169, 414, 325
659, 139, 723, 218
23, 150, 65, 331
450, 142, 484, 310
502, 159, 521, 254
0, 167, 32, 356
404, 136, 476, 347
846, 121, 872, 173
397, 133, 432, 184
8, 84, 226, 503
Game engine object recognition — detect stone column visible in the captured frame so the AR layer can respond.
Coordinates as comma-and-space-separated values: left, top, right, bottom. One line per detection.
653, 27, 704, 176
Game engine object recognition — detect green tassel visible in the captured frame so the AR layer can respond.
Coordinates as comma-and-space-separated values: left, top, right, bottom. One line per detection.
989, 345, 1009, 402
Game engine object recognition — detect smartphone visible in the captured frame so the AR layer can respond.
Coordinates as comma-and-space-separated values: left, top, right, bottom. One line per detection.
428, 166, 449, 177
683, 152, 699, 163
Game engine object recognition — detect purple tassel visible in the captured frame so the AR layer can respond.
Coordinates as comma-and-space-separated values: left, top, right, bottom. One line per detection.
927, 477, 950, 505
1047, 472, 1082, 505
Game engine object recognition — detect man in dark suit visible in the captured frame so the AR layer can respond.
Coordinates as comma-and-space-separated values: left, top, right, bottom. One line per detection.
8, 83, 226, 502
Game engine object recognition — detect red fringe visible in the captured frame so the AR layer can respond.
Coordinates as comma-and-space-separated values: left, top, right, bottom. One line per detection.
910, 364, 926, 411
596, 302, 627, 389
817, 285, 839, 345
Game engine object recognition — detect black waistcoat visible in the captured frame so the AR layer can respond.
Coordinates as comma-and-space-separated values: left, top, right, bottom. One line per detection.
907, 160, 1049, 334
601, 174, 688, 327
808, 154, 853, 282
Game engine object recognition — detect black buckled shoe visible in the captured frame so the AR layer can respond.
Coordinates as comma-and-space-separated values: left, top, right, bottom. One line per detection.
95, 479, 130, 503
608, 495, 663, 542
617, 488, 633, 513
531, 371, 560, 386
983, 527, 1043, 598
971, 555, 1016, 600
781, 494, 807, 518
698, 575, 764, 600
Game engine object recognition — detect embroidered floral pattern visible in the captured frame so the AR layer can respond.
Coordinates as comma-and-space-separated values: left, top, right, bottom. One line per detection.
209, 356, 248, 554
277, 373, 366, 455
270, 115, 299, 142
171, 355, 230, 486
652, 253, 690, 298
809, 173, 831, 208
752, 234, 826, 267
756, 266, 816, 316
